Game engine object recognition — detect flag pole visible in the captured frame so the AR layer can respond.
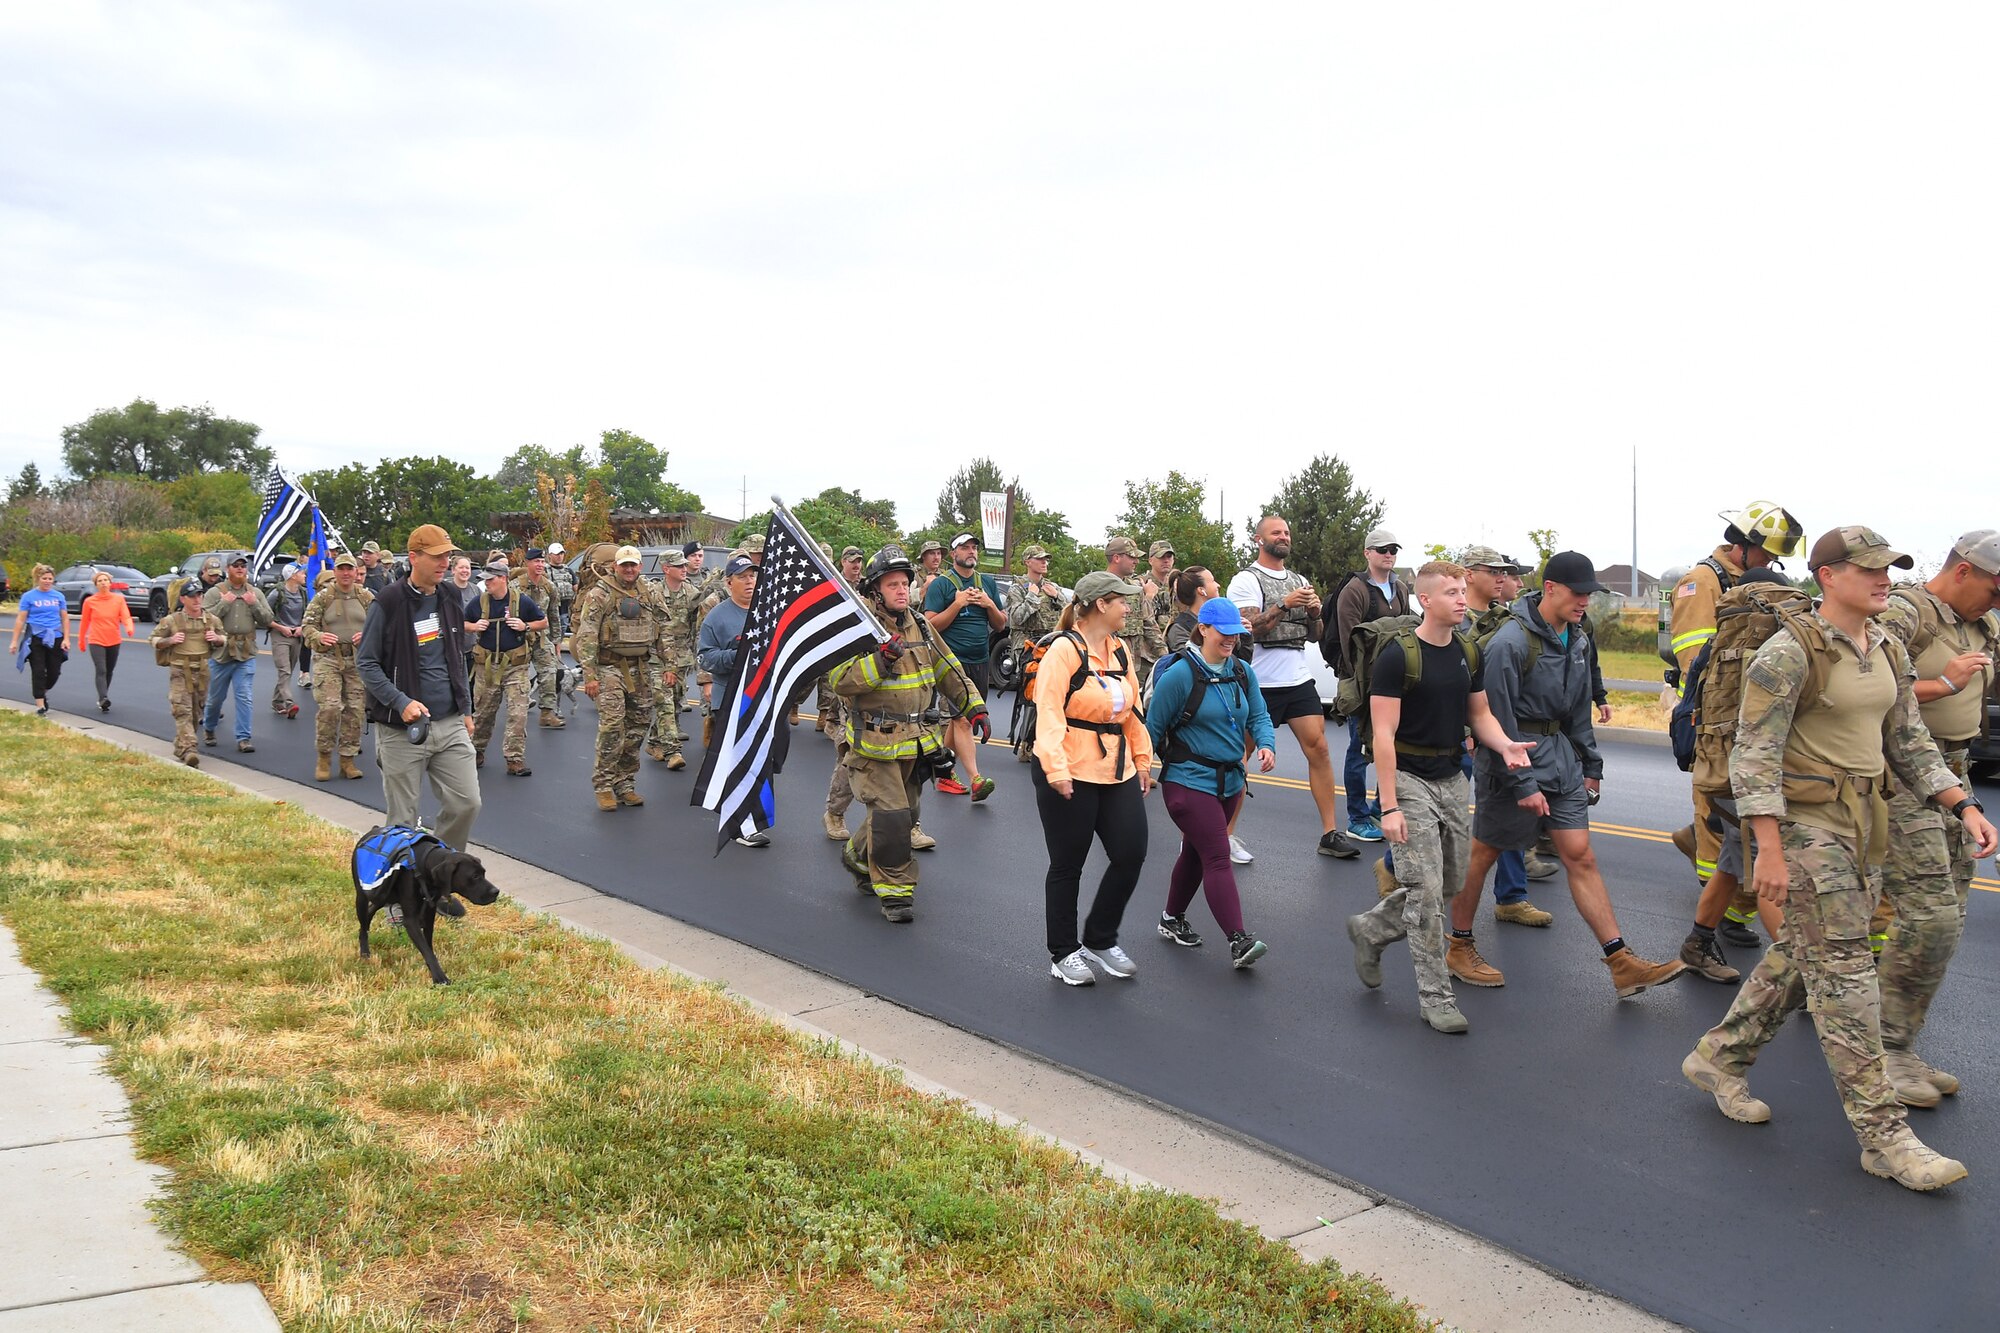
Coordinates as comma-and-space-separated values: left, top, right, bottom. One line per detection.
769, 494, 894, 643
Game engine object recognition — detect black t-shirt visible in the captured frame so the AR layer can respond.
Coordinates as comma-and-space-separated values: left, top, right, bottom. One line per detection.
1368, 634, 1483, 781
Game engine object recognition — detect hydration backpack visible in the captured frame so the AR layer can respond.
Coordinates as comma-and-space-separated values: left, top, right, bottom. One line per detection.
1153, 648, 1253, 780
1330, 617, 1483, 755
1318, 572, 1364, 672
1688, 583, 1827, 799
1010, 629, 1131, 755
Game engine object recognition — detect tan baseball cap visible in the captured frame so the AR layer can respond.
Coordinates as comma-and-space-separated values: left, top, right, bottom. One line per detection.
1105, 535, 1139, 557
1365, 527, 1399, 550
1807, 526, 1913, 572
1075, 570, 1141, 603
332, 551, 357, 569
406, 525, 454, 556
614, 544, 642, 565
1148, 539, 1175, 559
361, 540, 381, 554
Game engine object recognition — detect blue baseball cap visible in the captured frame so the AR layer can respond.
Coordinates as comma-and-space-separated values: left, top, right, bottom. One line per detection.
1196, 598, 1246, 635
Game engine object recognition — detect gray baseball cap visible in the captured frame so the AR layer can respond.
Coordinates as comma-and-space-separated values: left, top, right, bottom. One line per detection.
1104, 535, 1139, 558
1952, 529, 2000, 575
1073, 570, 1141, 604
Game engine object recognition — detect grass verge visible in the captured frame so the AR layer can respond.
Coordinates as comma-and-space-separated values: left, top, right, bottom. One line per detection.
0, 710, 1430, 1332
1595, 648, 1668, 683
1603, 688, 1670, 733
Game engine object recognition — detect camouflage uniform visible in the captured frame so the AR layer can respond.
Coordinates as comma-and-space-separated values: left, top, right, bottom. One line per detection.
514, 566, 565, 720
546, 560, 576, 634
467, 583, 537, 768
151, 604, 222, 764
301, 576, 374, 768
1348, 768, 1472, 1012
1692, 612, 1958, 1149
1874, 583, 1998, 1052
573, 571, 667, 799
1005, 567, 1070, 659
1104, 537, 1168, 682
644, 561, 702, 761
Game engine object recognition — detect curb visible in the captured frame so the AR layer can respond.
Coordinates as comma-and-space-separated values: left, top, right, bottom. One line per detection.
9, 701, 1681, 1333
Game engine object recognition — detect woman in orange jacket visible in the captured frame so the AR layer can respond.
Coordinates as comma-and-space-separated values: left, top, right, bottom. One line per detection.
79, 569, 136, 712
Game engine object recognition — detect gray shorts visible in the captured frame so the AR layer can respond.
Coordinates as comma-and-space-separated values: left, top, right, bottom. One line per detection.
1472, 774, 1590, 850
1712, 797, 1745, 878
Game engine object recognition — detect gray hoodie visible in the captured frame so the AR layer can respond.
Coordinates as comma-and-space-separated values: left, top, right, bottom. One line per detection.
1475, 591, 1603, 801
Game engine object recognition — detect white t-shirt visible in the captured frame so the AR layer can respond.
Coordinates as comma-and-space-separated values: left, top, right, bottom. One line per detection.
1226, 568, 1311, 688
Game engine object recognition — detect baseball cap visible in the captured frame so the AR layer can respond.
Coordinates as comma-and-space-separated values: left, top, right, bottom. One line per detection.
918, 540, 942, 556
1105, 535, 1139, 557
547, 542, 566, 556
281, 562, 302, 578
725, 555, 757, 578
406, 525, 455, 556
950, 531, 978, 549
333, 551, 357, 569
1196, 597, 1247, 635
660, 547, 686, 567
1020, 544, 1049, 562
361, 540, 381, 554
1073, 570, 1141, 604
178, 579, 205, 598
483, 563, 511, 580
741, 533, 767, 553
1541, 551, 1606, 593
228, 553, 249, 567
1807, 526, 1913, 572
200, 557, 222, 573
1365, 527, 1399, 551
1461, 545, 1528, 574
841, 545, 864, 561
1952, 529, 2000, 575
1148, 539, 1175, 559
681, 540, 702, 557
614, 544, 642, 565
524, 546, 543, 560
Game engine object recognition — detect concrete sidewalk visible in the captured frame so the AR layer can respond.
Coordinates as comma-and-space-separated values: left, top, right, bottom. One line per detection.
0, 924, 279, 1331
6, 700, 1684, 1333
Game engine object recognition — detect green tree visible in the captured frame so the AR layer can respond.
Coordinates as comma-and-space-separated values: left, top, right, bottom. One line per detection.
1524, 528, 1560, 586
932, 458, 1024, 532
163, 470, 261, 542
735, 487, 901, 564
300, 458, 511, 554
8, 463, 43, 503
60, 399, 270, 481
597, 429, 703, 512
492, 444, 590, 503
1253, 454, 1383, 594
1113, 471, 1238, 579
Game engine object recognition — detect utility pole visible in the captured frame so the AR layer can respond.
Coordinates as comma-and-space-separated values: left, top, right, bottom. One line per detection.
1630, 447, 1639, 598
740, 475, 747, 523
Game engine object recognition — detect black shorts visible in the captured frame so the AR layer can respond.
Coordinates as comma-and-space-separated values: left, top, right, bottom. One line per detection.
956, 656, 991, 697
1261, 680, 1322, 724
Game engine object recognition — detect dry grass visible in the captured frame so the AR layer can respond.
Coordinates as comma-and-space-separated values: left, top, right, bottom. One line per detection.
1603, 688, 1671, 733
0, 712, 1429, 1332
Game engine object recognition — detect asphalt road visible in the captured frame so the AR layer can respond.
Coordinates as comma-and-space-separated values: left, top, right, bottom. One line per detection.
12, 634, 1996, 1333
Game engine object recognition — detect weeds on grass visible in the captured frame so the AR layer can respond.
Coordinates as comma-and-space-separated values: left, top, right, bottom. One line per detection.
0, 713, 1431, 1331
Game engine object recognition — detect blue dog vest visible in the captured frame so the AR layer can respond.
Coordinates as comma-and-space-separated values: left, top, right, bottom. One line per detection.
354, 825, 451, 892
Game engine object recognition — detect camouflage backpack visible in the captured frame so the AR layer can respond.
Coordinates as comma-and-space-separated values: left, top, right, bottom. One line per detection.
1689, 583, 1828, 800
573, 542, 623, 602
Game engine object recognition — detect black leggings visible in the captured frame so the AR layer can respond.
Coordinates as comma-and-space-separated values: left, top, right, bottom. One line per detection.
90, 643, 119, 702
1032, 763, 1149, 960
27, 639, 63, 700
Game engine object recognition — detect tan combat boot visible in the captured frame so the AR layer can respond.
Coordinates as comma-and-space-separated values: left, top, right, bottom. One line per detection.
665, 753, 686, 771
1884, 1050, 1943, 1109
823, 812, 847, 841
1911, 1053, 1960, 1097
539, 709, 566, 728
1494, 900, 1554, 927
1373, 858, 1396, 898
340, 755, 363, 780
909, 824, 937, 851
644, 743, 668, 762
1861, 1132, 1968, 1192
617, 789, 644, 807
1604, 946, 1687, 998
596, 790, 617, 811
315, 752, 332, 782
1447, 936, 1503, 987
1681, 1045, 1771, 1123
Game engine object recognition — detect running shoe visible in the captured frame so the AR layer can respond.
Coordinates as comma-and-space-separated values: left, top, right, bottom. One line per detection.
1050, 950, 1096, 986
1348, 816, 1384, 842
970, 776, 996, 802
1228, 933, 1267, 969
1317, 830, 1359, 859
936, 777, 969, 795
734, 830, 771, 848
1082, 944, 1137, 978
1157, 913, 1203, 947
1228, 835, 1254, 864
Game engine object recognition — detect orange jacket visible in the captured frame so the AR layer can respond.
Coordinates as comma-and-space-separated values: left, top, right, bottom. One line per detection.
79, 591, 135, 648
1031, 631, 1153, 786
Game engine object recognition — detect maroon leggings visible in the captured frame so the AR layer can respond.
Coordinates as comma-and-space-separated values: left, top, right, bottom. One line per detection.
1161, 781, 1245, 935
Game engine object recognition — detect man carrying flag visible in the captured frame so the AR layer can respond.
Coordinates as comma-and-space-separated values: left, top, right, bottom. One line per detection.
831, 547, 988, 923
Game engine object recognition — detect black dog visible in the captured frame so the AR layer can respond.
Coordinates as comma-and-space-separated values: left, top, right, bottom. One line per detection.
352, 825, 501, 985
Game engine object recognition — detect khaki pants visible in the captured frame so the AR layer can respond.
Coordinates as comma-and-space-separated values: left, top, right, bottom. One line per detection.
472, 655, 531, 764
847, 753, 924, 899
593, 659, 653, 794
166, 662, 208, 761
377, 716, 482, 853
270, 636, 300, 709
314, 651, 367, 757
1877, 748, 1975, 1050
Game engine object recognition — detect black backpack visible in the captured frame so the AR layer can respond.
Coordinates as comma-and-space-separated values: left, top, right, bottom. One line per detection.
1668, 637, 1709, 772
1155, 648, 1253, 779
1009, 630, 1131, 752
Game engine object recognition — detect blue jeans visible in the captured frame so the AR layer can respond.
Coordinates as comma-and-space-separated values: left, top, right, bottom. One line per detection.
1384, 751, 1529, 902
1344, 716, 1376, 824
203, 657, 255, 742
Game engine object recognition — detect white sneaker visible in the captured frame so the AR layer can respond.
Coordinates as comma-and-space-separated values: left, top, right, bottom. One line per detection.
1050, 950, 1096, 986
1229, 835, 1254, 865
1082, 944, 1137, 978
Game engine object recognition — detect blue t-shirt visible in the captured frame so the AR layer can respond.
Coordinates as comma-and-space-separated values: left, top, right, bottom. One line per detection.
922, 568, 1004, 663
18, 589, 66, 642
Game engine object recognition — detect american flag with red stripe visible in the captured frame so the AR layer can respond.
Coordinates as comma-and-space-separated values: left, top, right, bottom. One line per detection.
691, 503, 885, 850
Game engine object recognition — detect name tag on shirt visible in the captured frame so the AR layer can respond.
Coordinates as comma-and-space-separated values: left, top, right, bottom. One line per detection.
413, 614, 440, 647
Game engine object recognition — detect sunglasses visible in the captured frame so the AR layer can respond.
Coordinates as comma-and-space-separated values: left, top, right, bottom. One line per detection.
1370, 545, 1401, 555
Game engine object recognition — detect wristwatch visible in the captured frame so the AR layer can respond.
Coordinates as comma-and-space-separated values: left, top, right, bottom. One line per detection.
1950, 795, 1983, 820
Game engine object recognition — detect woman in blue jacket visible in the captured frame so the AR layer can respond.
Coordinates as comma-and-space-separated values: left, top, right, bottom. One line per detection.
9, 563, 71, 716
1145, 598, 1277, 968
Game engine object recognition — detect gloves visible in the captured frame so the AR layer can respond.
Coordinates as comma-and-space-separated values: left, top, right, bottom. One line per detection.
968, 708, 991, 743
879, 637, 903, 664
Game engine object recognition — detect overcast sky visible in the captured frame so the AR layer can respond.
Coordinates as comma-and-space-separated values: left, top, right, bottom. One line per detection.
3, 3, 1995, 575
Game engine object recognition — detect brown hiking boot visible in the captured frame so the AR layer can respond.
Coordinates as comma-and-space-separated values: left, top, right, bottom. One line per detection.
644, 743, 668, 762
1604, 946, 1687, 998
315, 753, 332, 782
1495, 900, 1553, 927
1861, 1132, 1968, 1192
1885, 1051, 1943, 1109
183, 754, 199, 768
1671, 823, 1698, 868
340, 755, 363, 780
1681, 1046, 1771, 1124
823, 812, 847, 841
665, 753, 686, 771
1447, 936, 1504, 987
539, 709, 566, 728
595, 789, 617, 811
1679, 930, 1740, 983
1373, 857, 1396, 898
617, 789, 644, 807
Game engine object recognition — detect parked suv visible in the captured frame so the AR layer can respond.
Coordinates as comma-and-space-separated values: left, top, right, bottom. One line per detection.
151, 550, 252, 619
53, 563, 157, 621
